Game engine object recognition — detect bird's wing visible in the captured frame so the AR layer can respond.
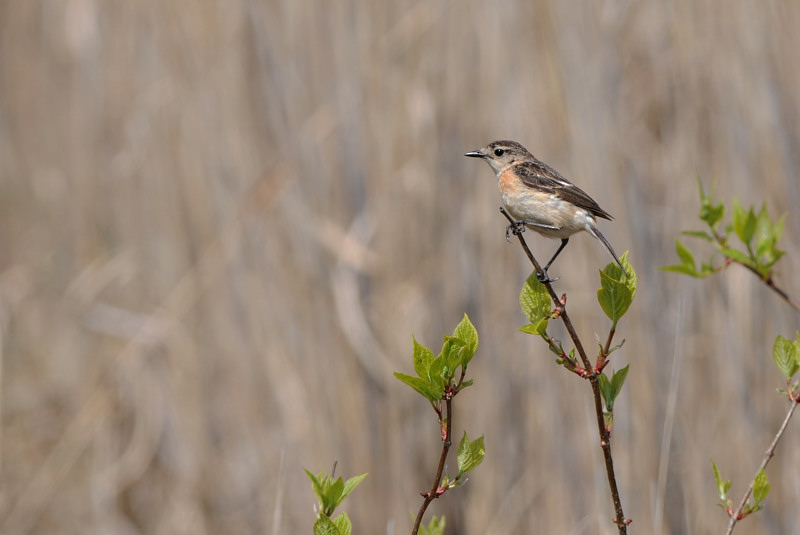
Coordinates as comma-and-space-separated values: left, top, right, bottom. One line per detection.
514, 161, 614, 221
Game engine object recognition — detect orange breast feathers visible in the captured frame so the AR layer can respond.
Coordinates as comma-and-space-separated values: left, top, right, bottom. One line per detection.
497, 167, 594, 238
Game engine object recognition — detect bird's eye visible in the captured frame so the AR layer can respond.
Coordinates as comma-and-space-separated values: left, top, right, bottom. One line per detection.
494, 148, 505, 157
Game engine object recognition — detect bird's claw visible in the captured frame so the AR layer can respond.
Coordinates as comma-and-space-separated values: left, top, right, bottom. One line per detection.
505, 220, 527, 242
536, 270, 559, 284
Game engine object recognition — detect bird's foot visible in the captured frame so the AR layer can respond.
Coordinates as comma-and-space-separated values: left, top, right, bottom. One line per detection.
536, 269, 559, 284
505, 220, 527, 242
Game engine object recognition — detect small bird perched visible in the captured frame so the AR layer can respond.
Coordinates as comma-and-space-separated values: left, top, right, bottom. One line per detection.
465, 140, 628, 281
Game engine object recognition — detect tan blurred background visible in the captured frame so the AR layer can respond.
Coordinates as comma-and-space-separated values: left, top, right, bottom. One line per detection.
2, 1, 800, 534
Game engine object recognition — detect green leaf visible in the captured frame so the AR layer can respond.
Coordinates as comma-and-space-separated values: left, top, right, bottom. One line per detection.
731, 198, 757, 245
520, 271, 551, 328
413, 337, 434, 379
698, 179, 725, 228
598, 372, 612, 407
682, 230, 715, 241
762, 247, 786, 271
332, 513, 352, 535
456, 432, 486, 475
326, 477, 345, 515
598, 366, 628, 411
662, 241, 700, 276
676, 239, 697, 269
453, 314, 479, 366
426, 359, 446, 399
305, 469, 325, 506
609, 365, 630, 409
314, 515, 340, 535
754, 205, 775, 258
719, 247, 755, 267
773, 335, 800, 380
597, 270, 633, 323
340, 473, 367, 505
440, 336, 466, 379
712, 461, 731, 501
660, 264, 701, 277
394, 373, 438, 401
518, 324, 540, 335
419, 515, 446, 535
753, 468, 770, 505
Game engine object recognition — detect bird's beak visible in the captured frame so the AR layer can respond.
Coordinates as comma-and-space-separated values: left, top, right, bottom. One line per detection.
464, 149, 486, 158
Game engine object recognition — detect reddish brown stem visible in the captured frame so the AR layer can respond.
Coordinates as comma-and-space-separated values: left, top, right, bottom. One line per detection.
411, 393, 454, 535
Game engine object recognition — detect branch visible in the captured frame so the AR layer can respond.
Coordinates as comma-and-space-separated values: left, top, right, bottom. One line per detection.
411, 392, 454, 535
500, 208, 630, 532
736, 261, 800, 313
724, 397, 800, 534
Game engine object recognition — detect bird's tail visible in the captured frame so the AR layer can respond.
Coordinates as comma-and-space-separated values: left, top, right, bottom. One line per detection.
587, 225, 629, 277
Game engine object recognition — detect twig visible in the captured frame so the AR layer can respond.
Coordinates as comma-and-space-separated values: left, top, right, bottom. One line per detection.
411, 391, 454, 535
500, 208, 630, 532
711, 228, 800, 313
737, 262, 800, 313
724, 397, 800, 535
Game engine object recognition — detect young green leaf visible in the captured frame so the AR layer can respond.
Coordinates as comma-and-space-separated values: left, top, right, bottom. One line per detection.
413, 337, 434, 379
520, 271, 551, 328
661, 263, 701, 277
597, 366, 628, 412
662, 240, 701, 276
453, 313, 479, 362
456, 431, 486, 476
440, 336, 466, 380
731, 198, 756, 246
609, 365, 630, 409
340, 473, 367, 506
698, 179, 725, 228
676, 239, 697, 270
419, 515, 446, 535
326, 478, 345, 515
712, 461, 731, 502
518, 323, 541, 335
773, 335, 800, 380
754, 205, 775, 258
753, 468, 770, 506
598, 372, 612, 408
394, 373, 438, 402
314, 514, 340, 535
305, 469, 325, 505
682, 230, 715, 242
597, 271, 633, 324
332, 513, 352, 535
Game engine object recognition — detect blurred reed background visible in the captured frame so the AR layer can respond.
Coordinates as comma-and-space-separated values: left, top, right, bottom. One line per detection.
1, 1, 800, 534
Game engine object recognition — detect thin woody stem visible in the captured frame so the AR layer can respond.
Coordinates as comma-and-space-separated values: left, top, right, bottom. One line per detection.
712, 228, 800, 313
737, 261, 800, 313
724, 398, 800, 535
500, 207, 629, 533
411, 394, 454, 535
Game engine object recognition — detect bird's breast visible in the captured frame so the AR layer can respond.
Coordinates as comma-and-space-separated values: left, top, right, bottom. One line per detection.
498, 169, 594, 238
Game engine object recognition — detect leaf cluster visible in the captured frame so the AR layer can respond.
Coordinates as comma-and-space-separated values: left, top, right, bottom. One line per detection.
518, 254, 635, 386
663, 180, 785, 279
304, 469, 367, 535
712, 462, 770, 520
394, 314, 478, 408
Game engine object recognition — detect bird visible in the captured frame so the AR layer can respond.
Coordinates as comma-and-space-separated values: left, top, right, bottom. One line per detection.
465, 140, 628, 281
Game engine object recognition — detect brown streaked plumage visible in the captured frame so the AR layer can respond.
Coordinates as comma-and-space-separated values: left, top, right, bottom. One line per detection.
465, 140, 628, 280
